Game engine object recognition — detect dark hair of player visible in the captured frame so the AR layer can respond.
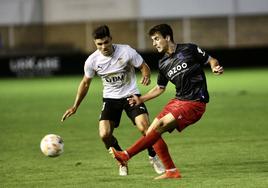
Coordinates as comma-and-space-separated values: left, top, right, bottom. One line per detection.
92, 25, 111, 39
149, 24, 174, 42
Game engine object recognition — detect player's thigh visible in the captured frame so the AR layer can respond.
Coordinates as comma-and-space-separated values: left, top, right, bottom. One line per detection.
125, 102, 148, 125
147, 113, 177, 134
100, 99, 123, 127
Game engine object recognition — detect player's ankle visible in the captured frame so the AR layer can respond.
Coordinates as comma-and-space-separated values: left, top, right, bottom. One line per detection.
124, 150, 130, 158
123, 150, 130, 159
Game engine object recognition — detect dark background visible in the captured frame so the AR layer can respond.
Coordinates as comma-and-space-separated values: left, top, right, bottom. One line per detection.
1, 46, 267, 77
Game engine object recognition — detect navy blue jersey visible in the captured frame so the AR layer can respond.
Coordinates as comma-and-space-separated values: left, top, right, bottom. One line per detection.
157, 43, 210, 103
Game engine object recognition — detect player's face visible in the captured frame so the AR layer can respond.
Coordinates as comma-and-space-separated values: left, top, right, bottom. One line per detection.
94, 36, 113, 56
151, 33, 169, 53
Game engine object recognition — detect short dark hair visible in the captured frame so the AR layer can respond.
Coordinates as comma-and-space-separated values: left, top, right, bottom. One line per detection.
92, 25, 111, 39
149, 24, 174, 42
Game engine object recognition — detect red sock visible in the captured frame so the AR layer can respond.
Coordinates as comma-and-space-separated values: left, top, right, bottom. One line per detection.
153, 138, 176, 170
126, 129, 161, 158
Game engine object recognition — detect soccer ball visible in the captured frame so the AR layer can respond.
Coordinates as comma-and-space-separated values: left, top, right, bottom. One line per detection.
40, 134, 64, 157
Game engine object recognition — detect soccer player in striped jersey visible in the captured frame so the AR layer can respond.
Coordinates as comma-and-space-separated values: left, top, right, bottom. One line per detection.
61, 25, 165, 176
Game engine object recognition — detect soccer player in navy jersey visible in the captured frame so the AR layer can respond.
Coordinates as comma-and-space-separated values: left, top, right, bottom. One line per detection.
109, 24, 224, 179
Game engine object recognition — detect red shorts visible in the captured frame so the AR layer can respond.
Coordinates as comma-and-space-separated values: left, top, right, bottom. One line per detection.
156, 99, 206, 132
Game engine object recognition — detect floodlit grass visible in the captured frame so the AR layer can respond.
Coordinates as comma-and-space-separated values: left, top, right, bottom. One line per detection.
0, 68, 268, 188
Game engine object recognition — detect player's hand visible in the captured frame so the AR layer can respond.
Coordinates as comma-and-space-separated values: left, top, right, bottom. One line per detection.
140, 76, 151, 86
212, 65, 224, 75
61, 106, 77, 122
127, 95, 142, 107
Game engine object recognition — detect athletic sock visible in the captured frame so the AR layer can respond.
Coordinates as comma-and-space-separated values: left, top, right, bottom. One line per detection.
153, 137, 176, 170
105, 136, 123, 151
111, 136, 123, 151
126, 129, 161, 158
147, 147, 156, 157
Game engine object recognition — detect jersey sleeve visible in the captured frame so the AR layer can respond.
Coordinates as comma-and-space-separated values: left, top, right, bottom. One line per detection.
157, 71, 168, 88
84, 57, 95, 78
192, 44, 209, 65
126, 45, 144, 68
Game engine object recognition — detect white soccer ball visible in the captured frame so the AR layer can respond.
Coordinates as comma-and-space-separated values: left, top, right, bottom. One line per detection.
40, 134, 64, 157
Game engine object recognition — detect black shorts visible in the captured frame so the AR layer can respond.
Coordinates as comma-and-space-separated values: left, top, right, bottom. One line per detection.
99, 97, 148, 127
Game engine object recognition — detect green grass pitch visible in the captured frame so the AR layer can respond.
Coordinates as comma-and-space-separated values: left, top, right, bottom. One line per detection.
0, 68, 268, 188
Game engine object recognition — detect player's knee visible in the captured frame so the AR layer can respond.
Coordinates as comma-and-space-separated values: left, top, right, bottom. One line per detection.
139, 127, 147, 135
99, 131, 111, 141
136, 121, 149, 135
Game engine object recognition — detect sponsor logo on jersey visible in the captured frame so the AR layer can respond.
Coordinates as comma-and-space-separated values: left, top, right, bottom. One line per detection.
97, 65, 103, 71
167, 62, 188, 78
176, 53, 184, 59
105, 74, 125, 83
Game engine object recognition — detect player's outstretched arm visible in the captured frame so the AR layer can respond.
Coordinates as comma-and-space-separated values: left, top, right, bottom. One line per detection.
61, 76, 92, 122
128, 85, 165, 106
61, 106, 77, 122
208, 57, 224, 75
138, 62, 151, 86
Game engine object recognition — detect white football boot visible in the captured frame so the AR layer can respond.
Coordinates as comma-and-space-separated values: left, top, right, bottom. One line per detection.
149, 155, 165, 174
119, 164, 128, 176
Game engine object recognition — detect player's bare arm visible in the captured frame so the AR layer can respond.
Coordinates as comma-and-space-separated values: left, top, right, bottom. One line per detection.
61, 76, 92, 122
138, 62, 151, 86
208, 57, 224, 75
129, 85, 165, 106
